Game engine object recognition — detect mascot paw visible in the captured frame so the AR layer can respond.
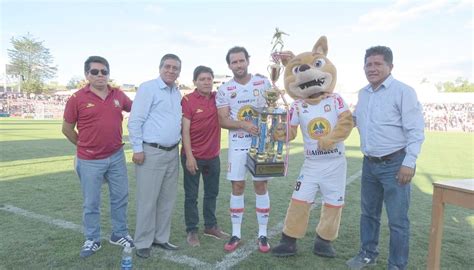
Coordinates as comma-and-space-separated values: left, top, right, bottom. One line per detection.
273, 123, 287, 141
318, 138, 334, 151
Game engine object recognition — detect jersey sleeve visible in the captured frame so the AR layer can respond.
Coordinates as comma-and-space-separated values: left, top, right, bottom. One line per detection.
63, 93, 79, 123
181, 95, 193, 120
289, 101, 300, 126
215, 85, 228, 108
333, 93, 350, 116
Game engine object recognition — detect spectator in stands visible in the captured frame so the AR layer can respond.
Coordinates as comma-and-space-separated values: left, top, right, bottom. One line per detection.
62, 56, 134, 258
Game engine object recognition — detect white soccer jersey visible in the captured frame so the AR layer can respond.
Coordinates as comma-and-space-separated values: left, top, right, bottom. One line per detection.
289, 93, 350, 160
216, 75, 271, 149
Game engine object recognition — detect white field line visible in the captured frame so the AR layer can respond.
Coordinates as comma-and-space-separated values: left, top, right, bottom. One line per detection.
0, 170, 362, 269
0, 204, 210, 268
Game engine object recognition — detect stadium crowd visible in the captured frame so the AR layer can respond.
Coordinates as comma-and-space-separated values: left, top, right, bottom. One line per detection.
0, 92, 472, 132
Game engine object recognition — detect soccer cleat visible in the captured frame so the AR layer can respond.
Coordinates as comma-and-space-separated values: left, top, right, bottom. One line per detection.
257, 235, 271, 253
109, 234, 135, 248
224, 236, 241, 252
80, 239, 101, 258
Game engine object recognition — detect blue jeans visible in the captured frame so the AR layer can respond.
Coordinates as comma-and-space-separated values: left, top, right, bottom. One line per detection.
181, 155, 220, 233
360, 151, 410, 269
75, 148, 129, 242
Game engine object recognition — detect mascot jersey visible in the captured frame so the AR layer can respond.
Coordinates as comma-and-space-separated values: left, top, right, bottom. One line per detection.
290, 93, 349, 160
216, 75, 271, 149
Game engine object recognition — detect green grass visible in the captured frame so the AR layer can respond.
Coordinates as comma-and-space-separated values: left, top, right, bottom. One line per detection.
0, 118, 473, 269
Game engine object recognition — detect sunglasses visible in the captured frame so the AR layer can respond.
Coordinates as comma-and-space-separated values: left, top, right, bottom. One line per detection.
89, 69, 109, 76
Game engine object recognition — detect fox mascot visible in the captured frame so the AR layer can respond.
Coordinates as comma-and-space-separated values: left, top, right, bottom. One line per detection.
272, 36, 354, 258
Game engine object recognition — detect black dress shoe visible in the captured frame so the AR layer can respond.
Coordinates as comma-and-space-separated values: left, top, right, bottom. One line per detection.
136, 248, 151, 258
153, 242, 179, 250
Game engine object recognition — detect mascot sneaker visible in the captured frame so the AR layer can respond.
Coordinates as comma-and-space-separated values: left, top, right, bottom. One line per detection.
272, 233, 297, 257
313, 235, 336, 258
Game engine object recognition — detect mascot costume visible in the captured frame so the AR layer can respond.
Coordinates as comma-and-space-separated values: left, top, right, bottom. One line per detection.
271, 36, 353, 258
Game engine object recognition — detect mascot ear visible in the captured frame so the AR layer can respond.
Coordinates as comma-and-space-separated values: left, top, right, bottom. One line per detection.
312, 36, 328, 56
280, 51, 295, 67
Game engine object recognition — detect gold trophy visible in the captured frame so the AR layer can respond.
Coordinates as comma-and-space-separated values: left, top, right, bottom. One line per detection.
246, 28, 289, 177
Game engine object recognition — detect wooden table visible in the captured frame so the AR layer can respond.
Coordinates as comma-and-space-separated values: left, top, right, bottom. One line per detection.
427, 179, 474, 270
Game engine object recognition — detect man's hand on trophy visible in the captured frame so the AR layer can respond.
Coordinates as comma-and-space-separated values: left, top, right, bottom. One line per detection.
240, 121, 258, 136
273, 123, 287, 141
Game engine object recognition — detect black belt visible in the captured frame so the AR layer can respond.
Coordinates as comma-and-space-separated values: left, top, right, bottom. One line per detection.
365, 148, 405, 163
144, 142, 179, 151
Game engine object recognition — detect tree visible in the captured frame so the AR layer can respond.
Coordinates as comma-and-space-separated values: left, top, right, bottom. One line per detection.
437, 77, 474, 93
66, 76, 86, 90
7, 33, 57, 94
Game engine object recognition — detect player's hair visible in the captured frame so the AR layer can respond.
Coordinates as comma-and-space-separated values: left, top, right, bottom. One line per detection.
226, 46, 250, 64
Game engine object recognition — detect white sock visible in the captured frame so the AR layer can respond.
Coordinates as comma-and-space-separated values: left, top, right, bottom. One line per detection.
230, 193, 244, 238
256, 192, 270, 237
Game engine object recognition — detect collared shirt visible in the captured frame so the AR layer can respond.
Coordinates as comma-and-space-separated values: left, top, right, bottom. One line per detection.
354, 75, 425, 168
216, 74, 271, 149
63, 84, 132, 160
128, 76, 182, 153
181, 89, 220, 159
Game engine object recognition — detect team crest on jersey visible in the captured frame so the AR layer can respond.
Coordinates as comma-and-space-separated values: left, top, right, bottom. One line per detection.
238, 105, 256, 121
324, 104, 331, 112
253, 80, 264, 86
114, 99, 120, 108
231, 92, 237, 99
253, 89, 260, 96
227, 86, 236, 91
86, 102, 95, 108
196, 108, 203, 113
307, 117, 331, 139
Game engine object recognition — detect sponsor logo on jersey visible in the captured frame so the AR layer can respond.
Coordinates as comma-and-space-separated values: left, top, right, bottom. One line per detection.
227, 86, 236, 91
253, 89, 260, 96
114, 99, 120, 108
302, 103, 308, 108
196, 108, 203, 113
307, 117, 331, 139
303, 110, 309, 113
337, 196, 344, 202
237, 105, 257, 121
306, 147, 339, 156
238, 99, 251, 104
324, 104, 331, 112
253, 80, 264, 86
231, 92, 237, 99
86, 102, 95, 108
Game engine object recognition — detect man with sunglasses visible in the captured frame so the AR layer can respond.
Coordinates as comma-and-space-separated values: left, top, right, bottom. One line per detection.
62, 56, 134, 258
128, 54, 182, 258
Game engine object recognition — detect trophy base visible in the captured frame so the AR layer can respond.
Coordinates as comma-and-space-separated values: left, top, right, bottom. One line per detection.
246, 153, 285, 177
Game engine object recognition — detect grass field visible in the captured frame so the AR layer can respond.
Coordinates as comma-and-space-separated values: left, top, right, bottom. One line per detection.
0, 118, 473, 269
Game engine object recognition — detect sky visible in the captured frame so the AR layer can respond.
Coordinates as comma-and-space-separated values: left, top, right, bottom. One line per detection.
1, 0, 472, 96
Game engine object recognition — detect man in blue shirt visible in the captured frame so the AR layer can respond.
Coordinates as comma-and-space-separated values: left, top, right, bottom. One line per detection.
347, 46, 424, 270
128, 54, 182, 258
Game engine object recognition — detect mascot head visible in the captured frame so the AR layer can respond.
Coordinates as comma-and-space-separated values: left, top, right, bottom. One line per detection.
282, 36, 337, 100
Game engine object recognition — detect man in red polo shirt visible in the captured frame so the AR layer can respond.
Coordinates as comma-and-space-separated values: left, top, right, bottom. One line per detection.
181, 66, 229, 247
62, 56, 134, 258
